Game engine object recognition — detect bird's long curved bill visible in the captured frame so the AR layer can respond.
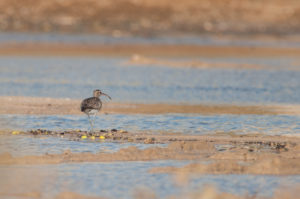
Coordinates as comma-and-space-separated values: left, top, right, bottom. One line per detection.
101, 93, 112, 100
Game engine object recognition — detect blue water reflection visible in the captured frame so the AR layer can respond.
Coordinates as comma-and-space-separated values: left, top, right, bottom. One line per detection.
1, 114, 299, 135
0, 134, 165, 157
0, 56, 300, 104
1, 32, 300, 47
0, 162, 299, 199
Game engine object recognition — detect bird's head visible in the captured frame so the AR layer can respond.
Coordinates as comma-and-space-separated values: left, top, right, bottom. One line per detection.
93, 89, 112, 100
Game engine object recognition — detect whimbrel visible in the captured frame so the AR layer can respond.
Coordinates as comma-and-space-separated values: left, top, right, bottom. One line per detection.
81, 89, 111, 132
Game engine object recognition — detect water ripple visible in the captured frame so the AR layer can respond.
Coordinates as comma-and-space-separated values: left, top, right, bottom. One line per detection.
1, 114, 299, 136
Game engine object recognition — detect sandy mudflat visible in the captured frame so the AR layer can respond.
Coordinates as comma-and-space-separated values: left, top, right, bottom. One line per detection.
0, 129, 299, 176
1, 0, 300, 36
1, 96, 300, 115
1, 130, 299, 198
0, 187, 299, 199
1, 43, 300, 57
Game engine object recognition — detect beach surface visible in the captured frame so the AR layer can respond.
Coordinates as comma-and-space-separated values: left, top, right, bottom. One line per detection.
1, 0, 300, 197
2, 42, 300, 57
1, 129, 299, 174
1, 0, 300, 36
1, 96, 300, 115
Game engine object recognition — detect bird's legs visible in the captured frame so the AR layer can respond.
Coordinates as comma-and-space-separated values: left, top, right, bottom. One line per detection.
91, 113, 97, 131
87, 114, 94, 133
87, 113, 97, 133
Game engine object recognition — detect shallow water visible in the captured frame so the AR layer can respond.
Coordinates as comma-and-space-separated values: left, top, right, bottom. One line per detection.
1, 113, 299, 157
0, 134, 166, 157
0, 162, 299, 199
1, 32, 300, 47
0, 56, 300, 104
1, 114, 299, 135
1, 34, 300, 199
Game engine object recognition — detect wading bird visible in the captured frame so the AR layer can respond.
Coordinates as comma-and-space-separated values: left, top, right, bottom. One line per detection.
81, 89, 111, 132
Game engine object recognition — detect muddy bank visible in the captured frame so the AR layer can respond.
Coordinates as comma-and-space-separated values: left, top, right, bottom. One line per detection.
125, 54, 300, 71
1, 43, 300, 57
1, 96, 300, 115
55, 192, 107, 199
125, 54, 266, 70
1, 0, 300, 36
166, 185, 300, 199
1, 130, 299, 176
150, 158, 300, 175
0, 192, 107, 199
7, 128, 300, 145
1, 186, 299, 199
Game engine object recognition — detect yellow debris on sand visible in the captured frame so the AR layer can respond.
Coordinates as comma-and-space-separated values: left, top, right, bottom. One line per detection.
12, 131, 20, 135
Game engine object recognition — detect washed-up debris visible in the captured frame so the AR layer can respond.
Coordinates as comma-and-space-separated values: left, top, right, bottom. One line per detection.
14, 129, 295, 154
26, 128, 154, 144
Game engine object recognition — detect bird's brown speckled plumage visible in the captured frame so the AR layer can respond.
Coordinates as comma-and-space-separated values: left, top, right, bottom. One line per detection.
80, 96, 102, 114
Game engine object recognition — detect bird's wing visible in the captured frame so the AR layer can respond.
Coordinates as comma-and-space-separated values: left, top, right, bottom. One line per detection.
80, 97, 102, 111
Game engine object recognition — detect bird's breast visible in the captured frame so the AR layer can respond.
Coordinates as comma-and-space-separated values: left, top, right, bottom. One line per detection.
89, 109, 100, 114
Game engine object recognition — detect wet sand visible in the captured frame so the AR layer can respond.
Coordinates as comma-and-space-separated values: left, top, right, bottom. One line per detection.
150, 157, 300, 175
0, 186, 298, 199
0, 129, 299, 198
1, 43, 300, 57
1, 0, 300, 36
1, 186, 299, 199
0, 192, 107, 199
1, 96, 300, 115
1, 129, 299, 176
125, 54, 266, 70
